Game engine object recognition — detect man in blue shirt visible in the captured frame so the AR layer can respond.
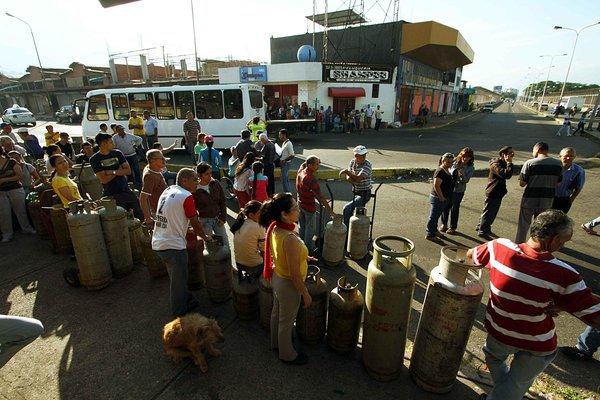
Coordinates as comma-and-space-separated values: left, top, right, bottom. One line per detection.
143, 110, 159, 148
552, 147, 585, 214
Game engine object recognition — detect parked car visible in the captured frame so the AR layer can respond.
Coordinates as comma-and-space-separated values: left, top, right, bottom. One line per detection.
482, 104, 494, 113
540, 104, 548, 111
2, 105, 36, 127
55, 104, 84, 123
531, 102, 539, 108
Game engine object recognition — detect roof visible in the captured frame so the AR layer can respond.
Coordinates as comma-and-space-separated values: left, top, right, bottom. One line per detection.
305, 9, 367, 28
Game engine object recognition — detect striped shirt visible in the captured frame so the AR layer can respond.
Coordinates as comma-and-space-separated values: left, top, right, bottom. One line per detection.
296, 165, 322, 213
520, 157, 563, 208
472, 238, 600, 352
349, 159, 372, 192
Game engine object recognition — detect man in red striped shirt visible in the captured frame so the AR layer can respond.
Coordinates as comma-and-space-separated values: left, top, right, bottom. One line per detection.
296, 155, 336, 253
467, 210, 600, 400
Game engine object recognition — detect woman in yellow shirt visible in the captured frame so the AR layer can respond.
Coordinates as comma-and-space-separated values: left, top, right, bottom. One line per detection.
50, 154, 82, 208
259, 193, 312, 365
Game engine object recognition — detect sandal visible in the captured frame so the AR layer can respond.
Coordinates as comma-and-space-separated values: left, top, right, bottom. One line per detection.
439, 225, 448, 232
581, 224, 599, 236
447, 228, 456, 234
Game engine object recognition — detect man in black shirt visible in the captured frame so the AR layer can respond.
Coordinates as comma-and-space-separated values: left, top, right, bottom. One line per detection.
75, 142, 95, 164
235, 130, 258, 162
56, 132, 75, 161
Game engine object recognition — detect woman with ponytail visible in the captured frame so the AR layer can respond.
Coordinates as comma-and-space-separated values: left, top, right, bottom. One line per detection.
233, 152, 256, 209
248, 161, 268, 202
50, 154, 82, 209
231, 200, 265, 279
259, 193, 312, 365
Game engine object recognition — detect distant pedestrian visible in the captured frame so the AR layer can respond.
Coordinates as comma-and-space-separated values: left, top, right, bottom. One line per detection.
374, 105, 384, 131
572, 113, 586, 135
515, 142, 562, 244
556, 113, 572, 136
43, 125, 59, 146
183, 111, 201, 163
143, 110, 158, 148
193, 132, 206, 164
246, 116, 267, 143
425, 152, 457, 240
198, 135, 222, 180
365, 104, 374, 129
476, 146, 514, 237
552, 147, 584, 214
128, 109, 146, 149
112, 125, 143, 187
278, 129, 295, 193
441, 147, 474, 234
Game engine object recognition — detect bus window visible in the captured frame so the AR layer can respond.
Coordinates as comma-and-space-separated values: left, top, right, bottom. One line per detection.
111, 94, 129, 121
195, 90, 223, 119
175, 91, 194, 119
155, 92, 175, 120
87, 94, 109, 121
249, 90, 263, 109
224, 89, 243, 119
128, 92, 155, 115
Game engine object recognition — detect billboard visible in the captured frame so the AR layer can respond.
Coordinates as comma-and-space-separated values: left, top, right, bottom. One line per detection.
240, 66, 267, 82
493, 85, 503, 94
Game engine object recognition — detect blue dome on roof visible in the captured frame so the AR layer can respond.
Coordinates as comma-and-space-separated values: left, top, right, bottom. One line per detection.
297, 45, 317, 62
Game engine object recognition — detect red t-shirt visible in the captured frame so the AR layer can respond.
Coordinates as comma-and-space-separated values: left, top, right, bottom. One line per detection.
296, 165, 322, 213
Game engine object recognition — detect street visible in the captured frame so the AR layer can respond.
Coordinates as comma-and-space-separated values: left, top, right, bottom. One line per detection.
1, 104, 599, 400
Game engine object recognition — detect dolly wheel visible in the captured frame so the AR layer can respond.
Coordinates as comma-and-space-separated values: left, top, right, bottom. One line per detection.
63, 267, 81, 288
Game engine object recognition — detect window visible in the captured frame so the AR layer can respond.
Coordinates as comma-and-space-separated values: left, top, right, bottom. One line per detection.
87, 94, 109, 121
224, 89, 243, 119
128, 92, 155, 114
194, 90, 223, 119
249, 90, 263, 109
154, 92, 175, 120
111, 94, 129, 120
174, 91, 194, 119
372, 84, 380, 99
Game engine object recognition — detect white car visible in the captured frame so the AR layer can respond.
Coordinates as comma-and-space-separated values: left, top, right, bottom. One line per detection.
482, 104, 494, 113
2, 105, 36, 127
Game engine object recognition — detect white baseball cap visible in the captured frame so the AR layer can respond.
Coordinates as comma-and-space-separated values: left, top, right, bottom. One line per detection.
17, 127, 29, 134
353, 145, 368, 155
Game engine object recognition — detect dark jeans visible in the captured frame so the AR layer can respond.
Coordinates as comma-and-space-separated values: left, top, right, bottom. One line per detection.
375, 118, 382, 130
264, 163, 275, 197
552, 197, 572, 214
125, 154, 142, 186
478, 196, 503, 234
146, 135, 157, 148
441, 191, 465, 230
343, 191, 371, 228
426, 194, 448, 236
112, 190, 144, 221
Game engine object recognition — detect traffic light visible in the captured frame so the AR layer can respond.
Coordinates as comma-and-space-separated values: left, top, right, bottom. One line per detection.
98, 0, 141, 8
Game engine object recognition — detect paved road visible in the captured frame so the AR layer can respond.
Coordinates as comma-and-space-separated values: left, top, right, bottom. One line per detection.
1, 104, 599, 400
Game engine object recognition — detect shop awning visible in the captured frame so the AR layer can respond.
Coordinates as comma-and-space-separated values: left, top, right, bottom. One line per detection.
328, 87, 366, 97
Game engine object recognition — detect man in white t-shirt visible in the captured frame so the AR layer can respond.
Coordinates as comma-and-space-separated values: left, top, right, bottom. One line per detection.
152, 168, 209, 317
278, 129, 295, 193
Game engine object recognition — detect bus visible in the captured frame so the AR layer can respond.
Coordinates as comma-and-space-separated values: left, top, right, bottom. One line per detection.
81, 83, 265, 149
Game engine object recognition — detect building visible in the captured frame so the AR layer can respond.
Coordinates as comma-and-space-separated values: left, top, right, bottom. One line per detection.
219, 19, 474, 125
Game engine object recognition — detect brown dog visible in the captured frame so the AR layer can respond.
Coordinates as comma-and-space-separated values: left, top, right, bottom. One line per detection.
162, 313, 224, 372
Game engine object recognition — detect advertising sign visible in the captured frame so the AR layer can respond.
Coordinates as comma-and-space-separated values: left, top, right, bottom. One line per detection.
240, 66, 267, 82
322, 63, 393, 84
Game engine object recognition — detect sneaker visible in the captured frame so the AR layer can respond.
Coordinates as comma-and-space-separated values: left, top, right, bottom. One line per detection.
561, 346, 593, 360
1, 234, 14, 243
447, 228, 456, 234
22, 228, 37, 235
581, 224, 599, 236
567, 133, 572, 136
478, 231, 492, 239
282, 353, 308, 365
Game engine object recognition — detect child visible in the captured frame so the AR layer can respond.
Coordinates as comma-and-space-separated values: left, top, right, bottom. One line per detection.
228, 146, 239, 178
194, 132, 206, 164
248, 161, 268, 202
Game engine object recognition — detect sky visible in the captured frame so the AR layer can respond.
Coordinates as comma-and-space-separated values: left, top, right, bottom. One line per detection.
2, 0, 600, 92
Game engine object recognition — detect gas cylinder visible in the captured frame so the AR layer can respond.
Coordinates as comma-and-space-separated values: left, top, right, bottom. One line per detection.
73, 163, 103, 200
409, 246, 485, 393
322, 215, 347, 266
258, 274, 273, 330
186, 230, 206, 290
139, 225, 167, 278
326, 276, 364, 354
347, 207, 370, 260
296, 265, 329, 344
127, 212, 144, 264
67, 201, 112, 290
98, 197, 133, 278
203, 235, 232, 302
49, 205, 73, 253
362, 235, 416, 381
232, 270, 259, 320
27, 196, 47, 237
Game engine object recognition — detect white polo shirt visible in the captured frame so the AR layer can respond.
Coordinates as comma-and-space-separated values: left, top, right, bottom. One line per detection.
152, 185, 197, 251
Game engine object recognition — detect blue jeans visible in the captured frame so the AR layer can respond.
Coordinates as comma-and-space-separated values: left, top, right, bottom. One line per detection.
0, 315, 44, 368
200, 217, 230, 248
125, 154, 142, 186
577, 326, 600, 355
483, 334, 557, 400
343, 191, 371, 228
426, 194, 449, 236
280, 161, 292, 193
162, 171, 177, 185
299, 208, 317, 252
441, 191, 465, 230
156, 249, 192, 317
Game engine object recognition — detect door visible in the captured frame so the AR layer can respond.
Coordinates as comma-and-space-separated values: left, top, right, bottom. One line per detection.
333, 98, 355, 115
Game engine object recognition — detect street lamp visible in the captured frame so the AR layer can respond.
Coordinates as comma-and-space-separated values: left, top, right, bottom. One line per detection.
190, 0, 200, 85
554, 22, 600, 104
538, 53, 567, 111
6, 12, 50, 113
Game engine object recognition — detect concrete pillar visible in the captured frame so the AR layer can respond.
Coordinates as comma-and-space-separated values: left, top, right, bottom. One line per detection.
140, 55, 150, 81
109, 59, 118, 83
180, 59, 188, 77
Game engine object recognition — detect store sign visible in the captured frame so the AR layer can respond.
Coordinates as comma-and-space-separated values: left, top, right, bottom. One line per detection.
322, 63, 393, 84
240, 66, 267, 82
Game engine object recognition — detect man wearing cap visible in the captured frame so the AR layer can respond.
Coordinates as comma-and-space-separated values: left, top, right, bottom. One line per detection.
16, 128, 44, 160
128, 110, 146, 149
112, 125, 143, 188
259, 133, 276, 196
1, 123, 18, 143
143, 110, 158, 148
340, 145, 372, 228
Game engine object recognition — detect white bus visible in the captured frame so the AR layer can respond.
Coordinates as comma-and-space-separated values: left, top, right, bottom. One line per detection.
81, 83, 265, 149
